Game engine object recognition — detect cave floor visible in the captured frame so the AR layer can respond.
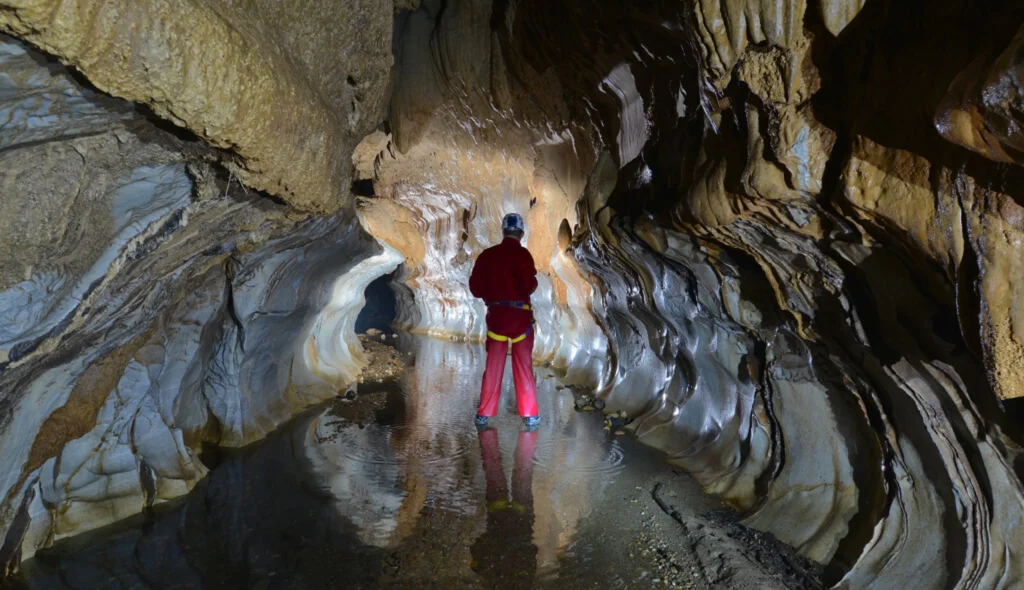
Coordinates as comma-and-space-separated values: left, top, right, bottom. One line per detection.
12, 334, 820, 590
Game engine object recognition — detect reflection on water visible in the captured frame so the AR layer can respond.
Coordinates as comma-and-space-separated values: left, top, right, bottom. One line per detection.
15, 335, 653, 588
472, 429, 539, 588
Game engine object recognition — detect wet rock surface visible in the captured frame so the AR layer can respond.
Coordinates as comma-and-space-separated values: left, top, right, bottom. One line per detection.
324, 334, 407, 426
355, 2, 1024, 587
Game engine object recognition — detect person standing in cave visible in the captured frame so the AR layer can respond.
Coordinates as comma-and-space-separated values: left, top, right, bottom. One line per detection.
469, 213, 540, 430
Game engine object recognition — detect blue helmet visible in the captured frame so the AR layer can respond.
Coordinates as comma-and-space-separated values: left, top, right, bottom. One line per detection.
502, 213, 525, 233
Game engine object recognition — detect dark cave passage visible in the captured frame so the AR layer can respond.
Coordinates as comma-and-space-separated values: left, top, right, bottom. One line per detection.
355, 271, 399, 335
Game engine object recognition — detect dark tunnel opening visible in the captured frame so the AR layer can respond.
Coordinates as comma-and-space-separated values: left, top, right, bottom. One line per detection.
355, 270, 399, 334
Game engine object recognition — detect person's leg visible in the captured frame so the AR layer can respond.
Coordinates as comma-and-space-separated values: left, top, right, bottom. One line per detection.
478, 337, 509, 417
510, 332, 539, 418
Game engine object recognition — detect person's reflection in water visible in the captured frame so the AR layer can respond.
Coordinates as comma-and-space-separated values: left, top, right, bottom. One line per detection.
471, 428, 540, 588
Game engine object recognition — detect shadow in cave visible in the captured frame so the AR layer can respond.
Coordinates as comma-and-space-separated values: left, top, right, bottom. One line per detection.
805, 242, 1013, 585
806, 0, 1024, 206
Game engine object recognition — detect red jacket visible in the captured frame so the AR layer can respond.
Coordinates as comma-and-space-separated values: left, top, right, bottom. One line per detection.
469, 237, 538, 337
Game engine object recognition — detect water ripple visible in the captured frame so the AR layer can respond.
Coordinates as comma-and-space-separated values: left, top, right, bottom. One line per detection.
319, 421, 473, 466
531, 437, 626, 476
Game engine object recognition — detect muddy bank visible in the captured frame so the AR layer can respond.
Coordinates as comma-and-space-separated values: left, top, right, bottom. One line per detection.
548, 447, 823, 590
356, 331, 406, 387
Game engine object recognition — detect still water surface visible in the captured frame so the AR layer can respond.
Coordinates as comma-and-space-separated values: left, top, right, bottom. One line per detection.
16, 335, 700, 589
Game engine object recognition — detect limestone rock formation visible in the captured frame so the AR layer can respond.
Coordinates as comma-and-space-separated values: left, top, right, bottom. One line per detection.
937, 23, 1024, 165
4, 0, 1024, 589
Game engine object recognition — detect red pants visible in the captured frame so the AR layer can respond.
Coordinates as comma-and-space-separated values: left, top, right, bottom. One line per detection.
478, 332, 538, 418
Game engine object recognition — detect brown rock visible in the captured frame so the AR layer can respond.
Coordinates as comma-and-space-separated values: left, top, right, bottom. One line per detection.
936, 24, 1024, 165
841, 136, 964, 279
0, 0, 393, 213
962, 183, 1024, 399
818, 0, 867, 37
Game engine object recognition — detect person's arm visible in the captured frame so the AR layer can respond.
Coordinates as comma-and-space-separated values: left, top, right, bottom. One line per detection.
469, 251, 487, 299
522, 250, 538, 296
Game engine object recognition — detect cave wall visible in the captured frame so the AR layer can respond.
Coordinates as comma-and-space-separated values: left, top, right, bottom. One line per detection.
356, 0, 610, 383
0, 35, 399, 568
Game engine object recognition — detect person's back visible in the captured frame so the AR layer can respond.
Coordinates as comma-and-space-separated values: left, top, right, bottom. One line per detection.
469, 237, 538, 339
468, 213, 540, 430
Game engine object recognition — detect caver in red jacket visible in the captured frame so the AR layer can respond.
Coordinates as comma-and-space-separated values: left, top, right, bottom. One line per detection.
469, 236, 539, 419
468, 237, 538, 337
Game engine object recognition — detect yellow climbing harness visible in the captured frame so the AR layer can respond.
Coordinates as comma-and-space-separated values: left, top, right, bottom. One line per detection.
487, 302, 530, 311
487, 330, 531, 344
485, 301, 533, 343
